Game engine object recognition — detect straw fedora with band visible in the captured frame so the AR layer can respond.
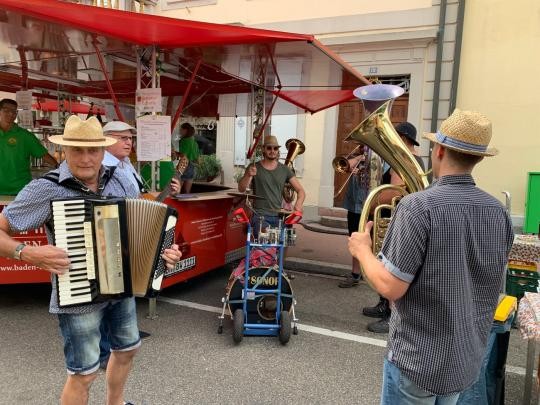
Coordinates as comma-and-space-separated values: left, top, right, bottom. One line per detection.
49, 115, 117, 147
423, 109, 497, 157
263, 135, 281, 147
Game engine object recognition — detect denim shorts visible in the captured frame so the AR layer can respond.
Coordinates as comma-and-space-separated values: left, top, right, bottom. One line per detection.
181, 162, 195, 180
58, 297, 141, 375
381, 358, 459, 405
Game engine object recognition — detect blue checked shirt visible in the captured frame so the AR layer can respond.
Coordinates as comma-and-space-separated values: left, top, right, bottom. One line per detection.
379, 174, 514, 395
3, 162, 139, 314
342, 175, 368, 214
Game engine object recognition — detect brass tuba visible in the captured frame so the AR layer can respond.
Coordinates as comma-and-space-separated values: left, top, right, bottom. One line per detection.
333, 84, 405, 198
346, 100, 429, 288
282, 138, 305, 204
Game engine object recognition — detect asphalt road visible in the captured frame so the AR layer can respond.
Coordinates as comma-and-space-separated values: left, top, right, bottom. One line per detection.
0, 266, 536, 405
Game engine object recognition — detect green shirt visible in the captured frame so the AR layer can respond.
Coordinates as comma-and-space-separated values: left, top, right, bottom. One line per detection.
252, 162, 294, 216
0, 124, 47, 195
178, 136, 200, 162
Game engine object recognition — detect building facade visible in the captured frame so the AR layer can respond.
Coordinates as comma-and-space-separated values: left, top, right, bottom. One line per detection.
157, 0, 535, 226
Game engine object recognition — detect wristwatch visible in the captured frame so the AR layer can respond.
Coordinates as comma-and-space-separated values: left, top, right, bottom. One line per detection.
13, 243, 26, 260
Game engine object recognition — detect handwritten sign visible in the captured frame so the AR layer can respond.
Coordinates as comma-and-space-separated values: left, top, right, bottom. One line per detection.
136, 88, 162, 113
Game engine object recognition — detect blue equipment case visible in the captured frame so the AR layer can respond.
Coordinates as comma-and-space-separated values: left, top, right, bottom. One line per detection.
218, 209, 299, 345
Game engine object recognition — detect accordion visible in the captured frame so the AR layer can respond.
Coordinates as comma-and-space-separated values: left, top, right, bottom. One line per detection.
51, 197, 178, 307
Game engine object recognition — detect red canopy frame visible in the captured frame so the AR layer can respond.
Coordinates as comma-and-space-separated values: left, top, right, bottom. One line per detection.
0, 0, 369, 116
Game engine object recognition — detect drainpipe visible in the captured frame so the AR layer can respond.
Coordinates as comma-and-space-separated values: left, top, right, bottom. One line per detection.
428, 0, 447, 174
430, 0, 447, 133
449, 0, 466, 113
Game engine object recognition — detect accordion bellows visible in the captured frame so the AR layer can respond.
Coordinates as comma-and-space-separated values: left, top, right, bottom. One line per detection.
126, 199, 177, 296
52, 197, 177, 307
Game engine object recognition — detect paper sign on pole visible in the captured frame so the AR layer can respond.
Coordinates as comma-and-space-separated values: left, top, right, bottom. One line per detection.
136, 115, 171, 162
18, 110, 34, 129
15, 90, 33, 110
136, 88, 162, 114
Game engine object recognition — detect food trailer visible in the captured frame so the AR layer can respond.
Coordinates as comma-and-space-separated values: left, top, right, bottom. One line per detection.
0, 0, 368, 288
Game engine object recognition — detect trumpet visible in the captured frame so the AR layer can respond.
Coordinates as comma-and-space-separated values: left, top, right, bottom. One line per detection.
332, 145, 366, 174
332, 149, 367, 198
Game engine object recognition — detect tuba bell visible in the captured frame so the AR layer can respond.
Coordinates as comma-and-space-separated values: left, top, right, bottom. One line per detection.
333, 84, 405, 198
282, 138, 305, 204
346, 100, 429, 289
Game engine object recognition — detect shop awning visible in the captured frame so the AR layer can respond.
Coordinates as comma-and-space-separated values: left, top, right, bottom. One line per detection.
0, 0, 369, 116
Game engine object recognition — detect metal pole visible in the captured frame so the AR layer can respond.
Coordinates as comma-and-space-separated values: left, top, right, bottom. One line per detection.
171, 59, 202, 131
92, 37, 125, 122
246, 95, 278, 159
150, 46, 157, 192
135, 47, 142, 180
147, 297, 158, 319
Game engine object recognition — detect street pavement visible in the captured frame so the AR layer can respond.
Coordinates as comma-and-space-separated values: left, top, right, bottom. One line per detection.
0, 260, 536, 405
0, 226, 536, 404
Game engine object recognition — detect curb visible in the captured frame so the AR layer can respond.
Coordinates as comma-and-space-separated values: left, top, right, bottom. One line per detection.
301, 221, 349, 236
284, 257, 349, 278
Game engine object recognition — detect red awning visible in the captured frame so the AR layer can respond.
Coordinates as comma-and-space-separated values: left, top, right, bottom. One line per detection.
0, 0, 312, 47
0, 0, 369, 115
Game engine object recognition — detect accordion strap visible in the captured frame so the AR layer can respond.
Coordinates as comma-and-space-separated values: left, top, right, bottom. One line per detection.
41, 166, 117, 196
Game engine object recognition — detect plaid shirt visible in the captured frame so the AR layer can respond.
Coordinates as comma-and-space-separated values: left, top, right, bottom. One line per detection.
379, 174, 514, 395
3, 162, 139, 314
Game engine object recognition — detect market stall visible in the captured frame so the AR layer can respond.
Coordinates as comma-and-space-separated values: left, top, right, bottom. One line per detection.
0, 0, 368, 287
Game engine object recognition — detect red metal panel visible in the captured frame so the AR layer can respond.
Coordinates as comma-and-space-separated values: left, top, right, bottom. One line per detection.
151, 196, 245, 289
273, 89, 356, 114
0, 203, 50, 284
0, 197, 245, 287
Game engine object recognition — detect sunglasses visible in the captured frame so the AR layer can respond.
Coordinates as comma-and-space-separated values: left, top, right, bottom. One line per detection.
265, 146, 279, 151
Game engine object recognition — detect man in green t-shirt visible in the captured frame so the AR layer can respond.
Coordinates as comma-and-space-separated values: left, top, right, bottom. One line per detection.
0, 99, 58, 195
238, 135, 305, 233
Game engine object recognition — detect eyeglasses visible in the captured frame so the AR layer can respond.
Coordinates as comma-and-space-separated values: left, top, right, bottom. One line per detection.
265, 146, 279, 151
111, 135, 133, 143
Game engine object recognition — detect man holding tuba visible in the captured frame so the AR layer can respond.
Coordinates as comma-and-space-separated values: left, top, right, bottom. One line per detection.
361, 122, 426, 334
238, 135, 305, 233
348, 109, 513, 403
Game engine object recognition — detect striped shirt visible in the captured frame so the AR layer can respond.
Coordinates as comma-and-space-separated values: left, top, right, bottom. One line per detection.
378, 174, 514, 395
3, 162, 139, 314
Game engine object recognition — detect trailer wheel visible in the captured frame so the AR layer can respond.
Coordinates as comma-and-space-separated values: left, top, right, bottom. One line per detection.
278, 311, 291, 345
232, 309, 244, 344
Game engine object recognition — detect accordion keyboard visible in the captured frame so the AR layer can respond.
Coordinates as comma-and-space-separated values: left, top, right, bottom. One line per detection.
52, 200, 97, 306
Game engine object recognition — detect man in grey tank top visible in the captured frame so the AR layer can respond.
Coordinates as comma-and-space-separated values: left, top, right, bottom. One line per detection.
348, 109, 514, 403
238, 135, 305, 234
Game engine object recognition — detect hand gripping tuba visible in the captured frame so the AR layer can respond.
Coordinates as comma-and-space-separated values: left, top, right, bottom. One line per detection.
282, 138, 305, 204
346, 101, 429, 287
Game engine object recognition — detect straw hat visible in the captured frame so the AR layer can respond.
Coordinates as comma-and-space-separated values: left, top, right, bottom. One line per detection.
263, 135, 281, 147
49, 115, 117, 147
423, 109, 497, 156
